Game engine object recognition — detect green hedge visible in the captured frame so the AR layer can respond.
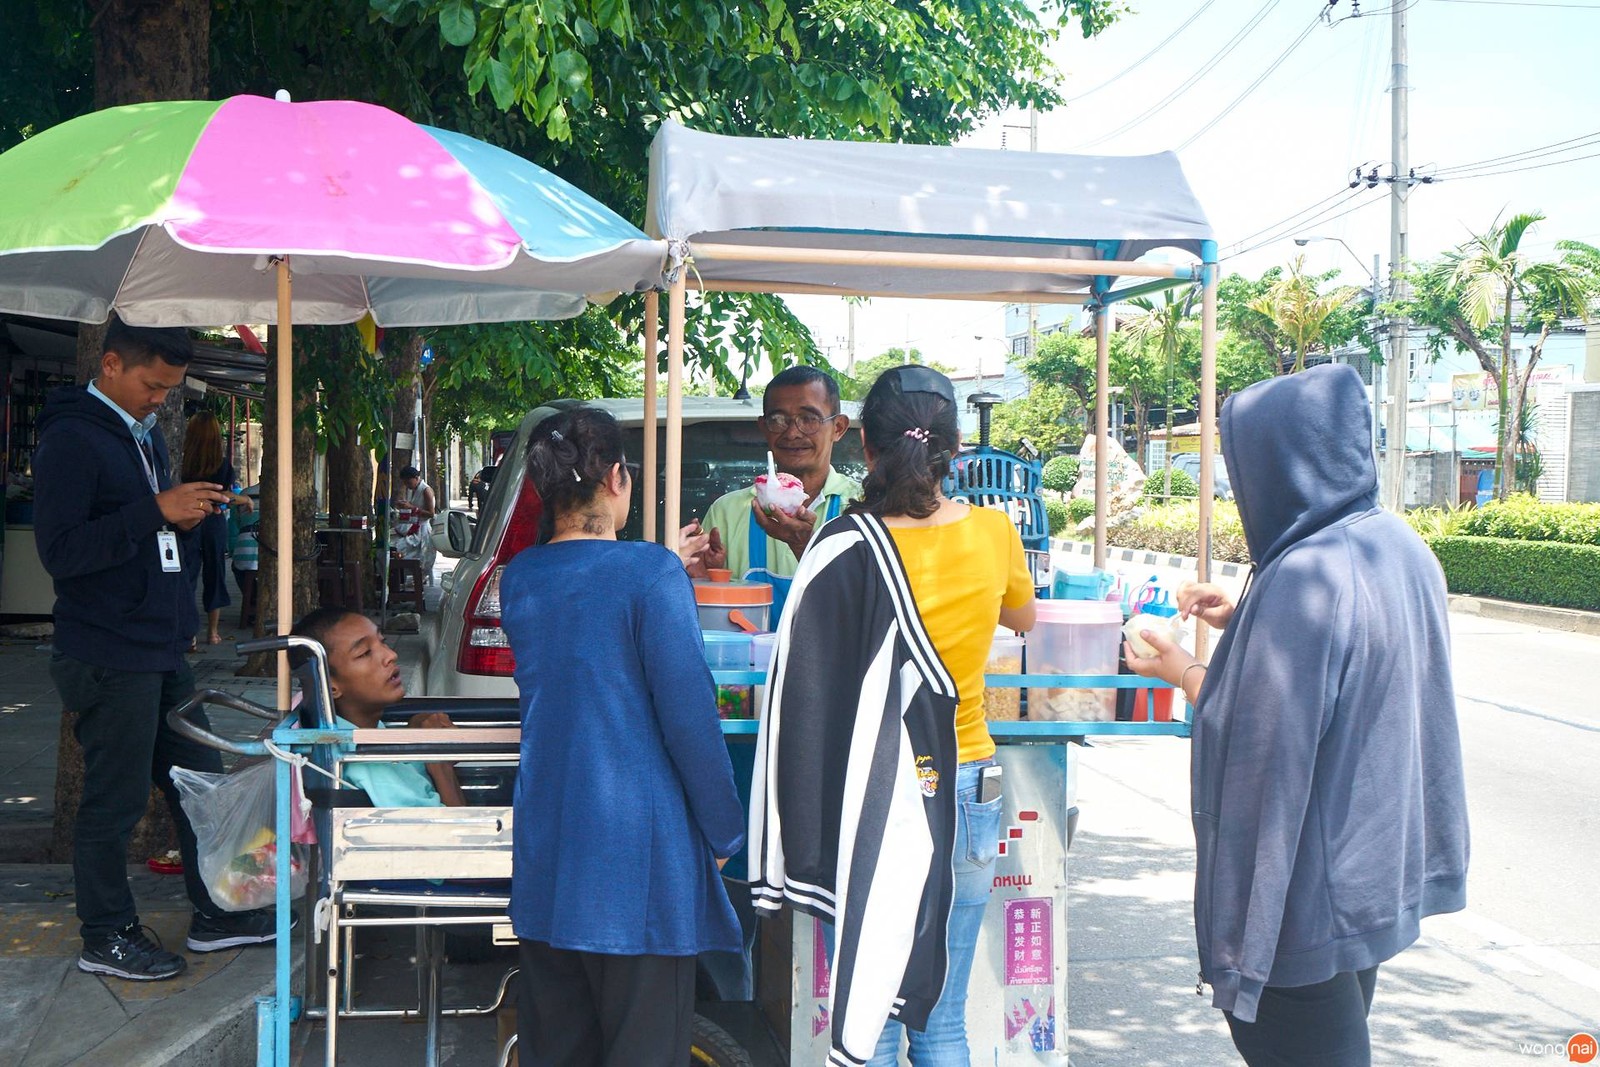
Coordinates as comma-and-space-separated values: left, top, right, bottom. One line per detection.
1142, 467, 1199, 500
1066, 496, 1097, 525
1427, 535, 1600, 611
1041, 456, 1080, 493
1044, 498, 1070, 536
1456, 495, 1600, 546
1111, 500, 1252, 563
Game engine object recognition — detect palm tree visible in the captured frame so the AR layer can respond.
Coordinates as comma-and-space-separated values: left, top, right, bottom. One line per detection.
1123, 287, 1197, 492
1247, 256, 1359, 373
1412, 213, 1595, 499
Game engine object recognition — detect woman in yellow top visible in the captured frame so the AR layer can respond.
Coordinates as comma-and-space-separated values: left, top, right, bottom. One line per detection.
849, 363, 1037, 1065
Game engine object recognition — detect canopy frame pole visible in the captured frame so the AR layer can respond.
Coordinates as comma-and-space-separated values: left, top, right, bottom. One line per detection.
1196, 244, 1219, 659
643, 291, 659, 543
688, 242, 1197, 282
687, 279, 1093, 305
1092, 300, 1110, 570
665, 275, 686, 552
275, 257, 293, 711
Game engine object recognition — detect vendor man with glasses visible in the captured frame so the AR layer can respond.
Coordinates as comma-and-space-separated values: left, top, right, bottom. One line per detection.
698, 366, 861, 620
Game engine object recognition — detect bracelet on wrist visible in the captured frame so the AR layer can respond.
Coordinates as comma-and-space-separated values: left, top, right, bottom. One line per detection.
1179, 661, 1208, 690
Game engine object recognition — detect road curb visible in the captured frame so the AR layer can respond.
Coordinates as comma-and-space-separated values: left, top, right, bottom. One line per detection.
1446, 594, 1600, 636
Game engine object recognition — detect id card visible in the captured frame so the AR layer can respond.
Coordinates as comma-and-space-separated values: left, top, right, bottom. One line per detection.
157, 530, 181, 572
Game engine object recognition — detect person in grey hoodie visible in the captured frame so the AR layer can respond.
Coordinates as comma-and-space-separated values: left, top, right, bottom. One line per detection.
1125, 363, 1469, 1067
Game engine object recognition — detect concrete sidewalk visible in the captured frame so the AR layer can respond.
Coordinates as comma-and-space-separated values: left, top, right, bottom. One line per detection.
0, 579, 439, 1067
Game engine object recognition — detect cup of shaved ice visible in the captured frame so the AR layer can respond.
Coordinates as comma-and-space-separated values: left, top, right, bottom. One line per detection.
754, 472, 808, 515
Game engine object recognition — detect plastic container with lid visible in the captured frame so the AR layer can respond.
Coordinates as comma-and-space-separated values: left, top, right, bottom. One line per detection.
749, 632, 778, 670
983, 632, 1025, 721
701, 630, 753, 670
1025, 600, 1121, 721
693, 573, 772, 632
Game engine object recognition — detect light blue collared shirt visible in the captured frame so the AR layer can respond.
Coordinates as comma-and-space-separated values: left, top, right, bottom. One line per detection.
87, 379, 158, 444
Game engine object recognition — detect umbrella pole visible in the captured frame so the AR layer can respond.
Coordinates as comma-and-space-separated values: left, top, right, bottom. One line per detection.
276, 257, 293, 710
665, 275, 686, 553
643, 291, 659, 543
1093, 305, 1109, 571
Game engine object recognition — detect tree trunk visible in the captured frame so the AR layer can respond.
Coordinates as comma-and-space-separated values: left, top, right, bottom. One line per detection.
326, 394, 376, 606
1496, 296, 1514, 500
51, 0, 211, 867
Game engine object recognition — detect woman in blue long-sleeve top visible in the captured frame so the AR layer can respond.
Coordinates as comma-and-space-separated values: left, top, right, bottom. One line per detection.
499, 406, 745, 1066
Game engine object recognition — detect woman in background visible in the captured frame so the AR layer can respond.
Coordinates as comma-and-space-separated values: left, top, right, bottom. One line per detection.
180, 412, 251, 645
751, 365, 1036, 1066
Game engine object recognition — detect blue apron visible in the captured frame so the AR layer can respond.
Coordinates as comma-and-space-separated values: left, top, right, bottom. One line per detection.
746, 494, 842, 625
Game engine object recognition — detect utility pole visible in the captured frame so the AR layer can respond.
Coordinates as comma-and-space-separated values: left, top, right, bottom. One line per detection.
1383, 0, 1410, 512
846, 300, 857, 377
1026, 107, 1040, 360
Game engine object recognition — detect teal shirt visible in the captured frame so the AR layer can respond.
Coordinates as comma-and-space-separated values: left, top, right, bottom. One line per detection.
336, 717, 443, 807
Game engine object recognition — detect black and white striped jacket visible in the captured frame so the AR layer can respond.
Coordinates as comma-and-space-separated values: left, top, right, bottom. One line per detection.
748, 512, 959, 1066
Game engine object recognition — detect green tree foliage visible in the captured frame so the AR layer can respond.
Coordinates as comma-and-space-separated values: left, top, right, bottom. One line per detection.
1402, 213, 1597, 499
5, 0, 1122, 459
1122, 287, 1198, 466
838, 347, 950, 401
1141, 467, 1198, 500
1218, 266, 1372, 379
1246, 256, 1361, 373
988, 383, 1085, 457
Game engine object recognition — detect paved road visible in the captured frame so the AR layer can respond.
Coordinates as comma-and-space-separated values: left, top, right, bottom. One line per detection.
1065, 611, 1600, 1065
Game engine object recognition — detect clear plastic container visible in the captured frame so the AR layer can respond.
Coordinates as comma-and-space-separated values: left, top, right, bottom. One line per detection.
984, 632, 1025, 721
750, 632, 778, 670
1025, 600, 1121, 721
701, 631, 753, 670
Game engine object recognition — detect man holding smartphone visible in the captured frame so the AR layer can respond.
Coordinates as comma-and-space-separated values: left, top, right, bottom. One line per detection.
35, 316, 277, 982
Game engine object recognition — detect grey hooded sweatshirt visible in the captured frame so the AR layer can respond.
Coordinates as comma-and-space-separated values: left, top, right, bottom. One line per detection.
1193, 363, 1469, 1023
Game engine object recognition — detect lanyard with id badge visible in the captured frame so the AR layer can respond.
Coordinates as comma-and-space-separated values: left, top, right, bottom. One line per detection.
135, 436, 182, 573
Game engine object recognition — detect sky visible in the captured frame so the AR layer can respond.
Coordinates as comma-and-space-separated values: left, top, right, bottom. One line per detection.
781, 0, 1600, 379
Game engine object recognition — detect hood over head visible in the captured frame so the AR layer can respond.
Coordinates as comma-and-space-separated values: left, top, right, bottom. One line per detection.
1220, 363, 1378, 568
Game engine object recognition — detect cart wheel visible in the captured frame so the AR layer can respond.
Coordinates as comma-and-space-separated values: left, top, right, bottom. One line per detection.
689, 1014, 753, 1067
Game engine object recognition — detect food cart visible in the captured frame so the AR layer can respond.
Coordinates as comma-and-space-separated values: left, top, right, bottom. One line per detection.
638, 121, 1219, 1063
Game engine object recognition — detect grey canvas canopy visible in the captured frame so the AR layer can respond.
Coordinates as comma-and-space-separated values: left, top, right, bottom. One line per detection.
645, 119, 1214, 300
638, 121, 1222, 618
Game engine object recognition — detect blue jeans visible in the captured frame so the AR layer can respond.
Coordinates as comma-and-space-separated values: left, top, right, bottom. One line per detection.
869, 759, 1002, 1066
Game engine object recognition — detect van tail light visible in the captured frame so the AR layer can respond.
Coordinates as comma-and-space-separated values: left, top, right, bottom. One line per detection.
457, 476, 542, 676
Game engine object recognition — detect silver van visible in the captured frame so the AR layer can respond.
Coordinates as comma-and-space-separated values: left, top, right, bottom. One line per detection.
419, 396, 863, 696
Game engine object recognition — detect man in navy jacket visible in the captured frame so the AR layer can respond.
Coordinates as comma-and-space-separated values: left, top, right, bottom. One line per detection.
35, 316, 271, 981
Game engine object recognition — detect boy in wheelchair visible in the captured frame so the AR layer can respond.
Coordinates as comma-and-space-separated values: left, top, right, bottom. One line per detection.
290, 606, 465, 807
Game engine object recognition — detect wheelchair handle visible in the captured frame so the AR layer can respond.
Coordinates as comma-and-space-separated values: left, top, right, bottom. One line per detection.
235, 634, 337, 728
166, 689, 283, 757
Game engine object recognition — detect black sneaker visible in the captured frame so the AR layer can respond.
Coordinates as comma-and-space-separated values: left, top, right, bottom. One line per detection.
79, 923, 188, 981
186, 907, 294, 952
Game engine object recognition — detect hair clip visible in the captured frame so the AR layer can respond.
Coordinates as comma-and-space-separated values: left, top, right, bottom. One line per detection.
549, 429, 564, 442
903, 426, 931, 443
572, 469, 581, 482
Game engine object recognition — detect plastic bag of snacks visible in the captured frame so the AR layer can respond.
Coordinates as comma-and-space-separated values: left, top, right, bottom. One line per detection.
170, 761, 307, 911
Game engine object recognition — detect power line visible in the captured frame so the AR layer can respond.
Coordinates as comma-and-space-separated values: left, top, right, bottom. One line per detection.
1176, 12, 1323, 151
1065, 0, 1221, 104
1074, 0, 1282, 151
1440, 147, 1600, 181
1225, 186, 1359, 252
1432, 128, 1600, 175
1226, 189, 1387, 260
1428, 0, 1600, 8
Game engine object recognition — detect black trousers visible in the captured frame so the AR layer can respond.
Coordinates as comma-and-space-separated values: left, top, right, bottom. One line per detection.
50, 653, 225, 942
1226, 967, 1379, 1067
517, 940, 695, 1067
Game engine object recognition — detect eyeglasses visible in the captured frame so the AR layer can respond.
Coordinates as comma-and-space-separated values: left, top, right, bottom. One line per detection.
880, 364, 957, 404
759, 411, 843, 436
622, 460, 641, 479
